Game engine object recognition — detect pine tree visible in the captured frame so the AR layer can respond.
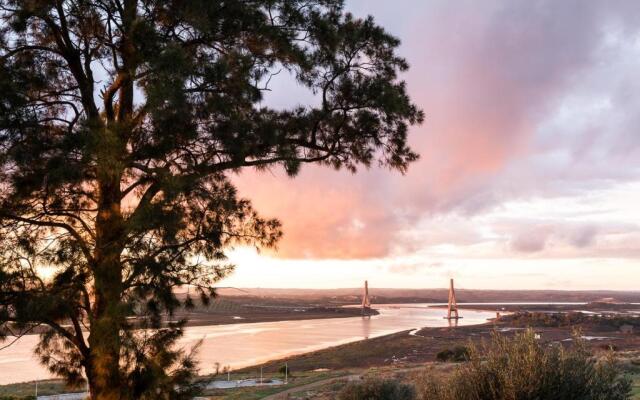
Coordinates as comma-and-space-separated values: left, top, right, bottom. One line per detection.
0, 1, 423, 398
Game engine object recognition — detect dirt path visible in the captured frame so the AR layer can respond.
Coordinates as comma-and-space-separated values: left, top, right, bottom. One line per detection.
260, 374, 361, 400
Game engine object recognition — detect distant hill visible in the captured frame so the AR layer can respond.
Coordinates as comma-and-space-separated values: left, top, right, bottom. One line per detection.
215, 287, 640, 304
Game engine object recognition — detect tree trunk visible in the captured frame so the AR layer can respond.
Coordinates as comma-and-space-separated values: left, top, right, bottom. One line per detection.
88, 258, 123, 399
89, 174, 125, 399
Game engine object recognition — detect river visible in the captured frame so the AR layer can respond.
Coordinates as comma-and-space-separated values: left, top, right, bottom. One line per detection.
0, 304, 495, 385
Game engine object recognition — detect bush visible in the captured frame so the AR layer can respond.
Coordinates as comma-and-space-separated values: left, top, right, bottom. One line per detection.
435, 349, 452, 362
435, 346, 469, 362
499, 311, 640, 329
339, 378, 416, 400
278, 364, 290, 376
415, 329, 631, 400
599, 343, 619, 351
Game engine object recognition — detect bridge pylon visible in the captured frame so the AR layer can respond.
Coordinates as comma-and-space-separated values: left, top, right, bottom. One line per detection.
445, 278, 462, 320
362, 280, 372, 315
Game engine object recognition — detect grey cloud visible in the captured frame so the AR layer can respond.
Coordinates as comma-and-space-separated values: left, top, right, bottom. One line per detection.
507, 222, 640, 256
510, 228, 551, 253
568, 225, 598, 248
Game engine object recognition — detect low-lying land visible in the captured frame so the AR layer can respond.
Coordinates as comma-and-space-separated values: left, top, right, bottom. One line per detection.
2, 296, 375, 337
217, 287, 640, 304
176, 288, 640, 328
171, 296, 375, 327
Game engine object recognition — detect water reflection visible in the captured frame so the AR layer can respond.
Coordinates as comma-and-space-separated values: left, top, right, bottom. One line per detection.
361, 315, 371, 339
188, 305, 494, 376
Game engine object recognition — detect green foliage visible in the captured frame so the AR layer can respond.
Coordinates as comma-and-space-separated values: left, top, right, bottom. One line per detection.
278, 364, 290, 376
339, 378, 416, 400
435, 346, 469, 362
415, 329, 632, 400
0, 0, 421, 397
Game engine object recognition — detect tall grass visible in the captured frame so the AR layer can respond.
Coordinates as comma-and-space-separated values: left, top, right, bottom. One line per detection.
339, 378, 416, 400
415, 329, 631, 400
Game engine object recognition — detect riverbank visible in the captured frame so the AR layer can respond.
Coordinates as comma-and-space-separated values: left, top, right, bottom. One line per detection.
200, 312, 640, 398
236, 312, 640, 375
175, 304, 376, 328
0, 304, 492, 388
200, 317, 640, 398
3, 306, 638, 399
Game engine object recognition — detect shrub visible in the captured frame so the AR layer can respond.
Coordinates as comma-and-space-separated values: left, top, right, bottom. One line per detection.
415, 329, 631, 400
339, 378, 416, 400
435, 349, 453, 362
599, 343, 619, 351
435, 346, 469, 362
278, 364, 290, 376
499, 311, 640, 329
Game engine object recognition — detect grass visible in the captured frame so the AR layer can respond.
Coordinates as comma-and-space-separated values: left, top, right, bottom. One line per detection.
631, 373, 640, 399
201, 364, 455, 400
201, 370, 351, 399
0, 371, 346, 400
206, 385, 288, 400
622, 355, 640, 400
3, 364, 636, 400
0, 379, 82, 398
203, 363, 640, 400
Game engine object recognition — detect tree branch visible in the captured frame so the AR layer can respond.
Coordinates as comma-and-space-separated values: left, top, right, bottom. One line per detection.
0, 212, 94, 264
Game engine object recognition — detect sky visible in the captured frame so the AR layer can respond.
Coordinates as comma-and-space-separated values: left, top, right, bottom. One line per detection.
224, 0, 640, 290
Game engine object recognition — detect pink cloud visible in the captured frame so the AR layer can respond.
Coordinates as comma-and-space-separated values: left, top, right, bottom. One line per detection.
233, 168, 397, 258
233, 1, 640, 260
